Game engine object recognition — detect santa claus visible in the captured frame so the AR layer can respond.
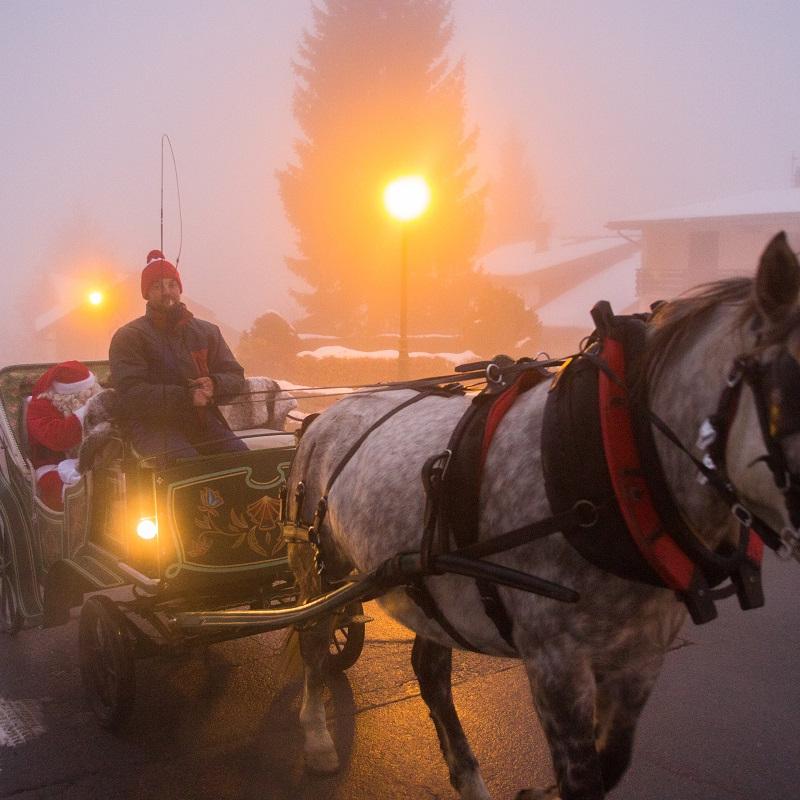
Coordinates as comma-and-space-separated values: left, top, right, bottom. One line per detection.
26, 361, 102, 511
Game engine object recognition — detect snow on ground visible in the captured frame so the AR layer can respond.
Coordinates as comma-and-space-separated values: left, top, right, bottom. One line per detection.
297, 346, 480, 365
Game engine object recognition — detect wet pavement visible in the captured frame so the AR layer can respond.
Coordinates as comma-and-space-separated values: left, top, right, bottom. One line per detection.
1, 553, 798, 799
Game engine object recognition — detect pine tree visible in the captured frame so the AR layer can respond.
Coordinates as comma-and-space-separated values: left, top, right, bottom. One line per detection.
481, 123, 550, 254
277, 0, 485, 336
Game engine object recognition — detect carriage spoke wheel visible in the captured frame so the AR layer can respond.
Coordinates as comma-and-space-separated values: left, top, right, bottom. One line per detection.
0, 516, 22, 635
328, 601, 366, 672
78, 595, 136, 730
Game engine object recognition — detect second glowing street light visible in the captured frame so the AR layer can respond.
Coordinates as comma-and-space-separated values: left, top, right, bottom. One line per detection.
383, 175, 431, 380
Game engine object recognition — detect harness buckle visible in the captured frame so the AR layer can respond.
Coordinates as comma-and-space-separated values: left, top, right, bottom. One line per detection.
696, 418, 717, 450
421, 450, 452, 501
776, 469, 791, 492
727, 369, 743, 388
731, 503, 753, 528
486, 362, 504, 386
778, 527, 800, 563
433, 449, 453, 482
574, 499, 600, 528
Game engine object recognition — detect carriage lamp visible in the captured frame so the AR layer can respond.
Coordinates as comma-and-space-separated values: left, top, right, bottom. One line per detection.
136, 517, 158, 540
88, 290, 103, 306
383, 174, 431, 381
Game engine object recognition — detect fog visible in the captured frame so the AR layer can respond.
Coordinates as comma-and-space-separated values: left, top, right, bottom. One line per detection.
1, 1, 798, 362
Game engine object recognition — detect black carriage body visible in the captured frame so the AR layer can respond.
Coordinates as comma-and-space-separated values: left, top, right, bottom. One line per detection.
0, 361, 296, 630
86, 448, 295, 592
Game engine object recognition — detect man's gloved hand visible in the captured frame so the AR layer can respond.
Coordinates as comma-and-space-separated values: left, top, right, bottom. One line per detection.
189, 377, 214, 407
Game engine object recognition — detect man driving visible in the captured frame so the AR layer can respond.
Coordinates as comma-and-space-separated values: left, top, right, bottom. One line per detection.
109, 249, 248, 461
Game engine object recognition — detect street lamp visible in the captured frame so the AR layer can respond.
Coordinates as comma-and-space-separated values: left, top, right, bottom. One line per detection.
383, 175, 431, 380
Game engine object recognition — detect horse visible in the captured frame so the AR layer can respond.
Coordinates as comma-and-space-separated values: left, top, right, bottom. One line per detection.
283, 232, 800, 800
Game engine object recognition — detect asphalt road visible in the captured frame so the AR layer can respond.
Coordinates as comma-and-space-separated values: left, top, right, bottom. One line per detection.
1, 553, 798, 800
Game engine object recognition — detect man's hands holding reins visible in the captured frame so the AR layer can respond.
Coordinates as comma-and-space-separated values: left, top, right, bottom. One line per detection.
189, 377, 214, 407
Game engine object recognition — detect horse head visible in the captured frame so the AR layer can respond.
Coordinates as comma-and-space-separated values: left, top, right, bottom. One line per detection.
722, 232, 800, 562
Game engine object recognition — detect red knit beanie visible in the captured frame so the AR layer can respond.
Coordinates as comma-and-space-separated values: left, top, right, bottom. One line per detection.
141, 249, 182, 299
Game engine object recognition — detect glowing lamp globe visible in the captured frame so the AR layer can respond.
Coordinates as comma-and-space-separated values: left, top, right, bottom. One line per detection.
383, 175, 431, 223
137, 518, 158, 540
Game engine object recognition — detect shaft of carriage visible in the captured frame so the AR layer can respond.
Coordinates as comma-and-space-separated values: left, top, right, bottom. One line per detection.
171, 550, 579, 630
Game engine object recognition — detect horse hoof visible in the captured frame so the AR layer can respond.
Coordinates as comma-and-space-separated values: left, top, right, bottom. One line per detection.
515, 787, 560, 800
305, 747, 340, 775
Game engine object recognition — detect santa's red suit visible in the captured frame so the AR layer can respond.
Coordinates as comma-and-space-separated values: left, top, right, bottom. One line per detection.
26, 361, 98, 511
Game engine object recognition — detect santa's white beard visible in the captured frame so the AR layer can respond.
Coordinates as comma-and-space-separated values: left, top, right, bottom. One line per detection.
38, 384, 101, 417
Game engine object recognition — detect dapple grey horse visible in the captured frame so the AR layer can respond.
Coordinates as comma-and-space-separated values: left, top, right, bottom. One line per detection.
285, 233, 800, 799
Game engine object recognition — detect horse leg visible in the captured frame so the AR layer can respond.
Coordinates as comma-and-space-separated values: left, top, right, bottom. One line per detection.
520, 657, 604, 800
411, 635, 492, 800
287, 542, 340, 773
297, 616, 340, 773
593, 666, 660, 792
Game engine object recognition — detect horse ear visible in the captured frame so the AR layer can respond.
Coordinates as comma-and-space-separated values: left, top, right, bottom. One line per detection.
755, 231, 800, 323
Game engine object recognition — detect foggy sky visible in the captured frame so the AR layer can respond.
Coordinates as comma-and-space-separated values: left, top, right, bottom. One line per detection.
2, 1, 798, 358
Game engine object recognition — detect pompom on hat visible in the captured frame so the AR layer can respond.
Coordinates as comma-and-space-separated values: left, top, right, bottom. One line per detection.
33, 361, 96, 397
141, 249, 182, 299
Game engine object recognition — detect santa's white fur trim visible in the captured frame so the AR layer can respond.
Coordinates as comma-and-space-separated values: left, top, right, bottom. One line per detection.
52, 373, 96, 394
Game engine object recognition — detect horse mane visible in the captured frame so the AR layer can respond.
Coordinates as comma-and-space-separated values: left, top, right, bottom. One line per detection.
641, 276, 756, 383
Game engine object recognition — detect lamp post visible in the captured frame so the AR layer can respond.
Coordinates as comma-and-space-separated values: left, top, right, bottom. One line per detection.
383, 174, 431, 380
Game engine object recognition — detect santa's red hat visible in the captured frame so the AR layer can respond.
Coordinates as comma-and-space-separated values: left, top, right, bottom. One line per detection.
141, 249, 182, 299
33, 361, 96, 397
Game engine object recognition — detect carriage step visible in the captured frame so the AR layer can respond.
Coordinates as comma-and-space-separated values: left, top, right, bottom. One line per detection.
337, 613, 373, 625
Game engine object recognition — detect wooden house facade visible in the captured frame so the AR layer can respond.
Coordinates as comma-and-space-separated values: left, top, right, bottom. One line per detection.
607, 188, 800, 308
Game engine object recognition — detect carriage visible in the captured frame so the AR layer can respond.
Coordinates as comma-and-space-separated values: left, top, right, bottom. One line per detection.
0, 360, 366, 729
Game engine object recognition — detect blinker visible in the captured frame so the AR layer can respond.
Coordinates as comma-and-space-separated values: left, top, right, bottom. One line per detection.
767, 352, 800, 438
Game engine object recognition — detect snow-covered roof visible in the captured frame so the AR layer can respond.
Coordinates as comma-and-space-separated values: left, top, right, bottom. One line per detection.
608, 188, 800, 229
536, 253, 640, 328
479, 236, 634, 277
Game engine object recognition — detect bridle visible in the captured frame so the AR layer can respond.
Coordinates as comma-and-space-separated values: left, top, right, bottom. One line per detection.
697, 344, 800, 562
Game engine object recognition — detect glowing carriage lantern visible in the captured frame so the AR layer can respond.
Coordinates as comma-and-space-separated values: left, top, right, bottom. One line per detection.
383, 174, 431, 380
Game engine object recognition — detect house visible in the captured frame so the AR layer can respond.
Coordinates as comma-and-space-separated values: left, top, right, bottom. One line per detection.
31, 271, 240, 364
479, 188, 800, 358
607, 188, 800, 308
479, 235, 641, 357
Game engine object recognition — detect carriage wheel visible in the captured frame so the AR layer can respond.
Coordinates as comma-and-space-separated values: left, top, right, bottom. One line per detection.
0, 515, 22, 635
327, 601, 366, 672
78, 595, 136, 730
